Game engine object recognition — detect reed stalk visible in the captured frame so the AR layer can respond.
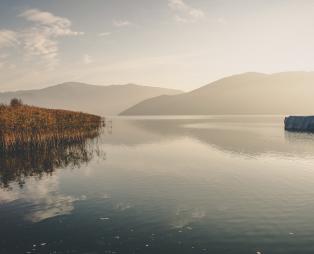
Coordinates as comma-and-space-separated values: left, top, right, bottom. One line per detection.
0, 102, 103, 151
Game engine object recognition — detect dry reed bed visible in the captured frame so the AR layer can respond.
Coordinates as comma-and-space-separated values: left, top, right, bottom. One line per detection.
0, 104, 103, 150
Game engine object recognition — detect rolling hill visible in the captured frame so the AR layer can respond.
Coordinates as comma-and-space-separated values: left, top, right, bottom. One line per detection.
0, 82, 182, 116
121, 72, 314, 115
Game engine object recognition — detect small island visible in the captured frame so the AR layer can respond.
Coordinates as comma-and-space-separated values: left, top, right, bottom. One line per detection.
0, 99, 103, 151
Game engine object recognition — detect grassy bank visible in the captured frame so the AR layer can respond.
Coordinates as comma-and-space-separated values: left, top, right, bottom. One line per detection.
0, 100, 103, 150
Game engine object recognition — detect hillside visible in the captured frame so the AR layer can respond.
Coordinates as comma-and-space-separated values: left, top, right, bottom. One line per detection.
0, 82, 182, 116
121, 72, 314, 115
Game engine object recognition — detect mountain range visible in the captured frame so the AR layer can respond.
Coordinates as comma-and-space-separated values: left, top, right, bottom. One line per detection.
121, 72, 314, 115
2, 71, 314, 116
0, 82, 182, 116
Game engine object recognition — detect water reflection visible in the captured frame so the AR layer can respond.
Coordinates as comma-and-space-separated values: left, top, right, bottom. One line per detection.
0, 136, 103, 189
108, 116, 314, 157
2, 116, 314, 254
0, 175, 87, 222
0, 132, 105, 223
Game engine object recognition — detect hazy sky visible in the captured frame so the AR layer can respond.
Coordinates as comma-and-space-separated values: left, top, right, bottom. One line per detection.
1, 0, 314, 91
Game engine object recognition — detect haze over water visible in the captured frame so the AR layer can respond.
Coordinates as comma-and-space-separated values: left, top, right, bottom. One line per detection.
1, 116, 314, 254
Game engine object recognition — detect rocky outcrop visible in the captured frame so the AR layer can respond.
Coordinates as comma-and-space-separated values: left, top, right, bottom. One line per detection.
284, 116, 314, 132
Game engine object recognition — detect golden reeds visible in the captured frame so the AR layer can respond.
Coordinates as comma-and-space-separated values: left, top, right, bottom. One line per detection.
0, 102, 103, 151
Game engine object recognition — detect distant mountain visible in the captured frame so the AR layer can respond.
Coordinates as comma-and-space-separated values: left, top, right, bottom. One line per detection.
121, 72, 314, 115
0, 82, 182, 116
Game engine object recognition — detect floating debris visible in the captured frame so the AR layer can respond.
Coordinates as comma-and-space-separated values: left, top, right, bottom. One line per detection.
100, 217, 110, 220
102, 194, 111, 199
80, 195, 87, 200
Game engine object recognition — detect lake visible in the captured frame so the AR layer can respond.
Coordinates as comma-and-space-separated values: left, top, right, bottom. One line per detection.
1, 116, 314, 254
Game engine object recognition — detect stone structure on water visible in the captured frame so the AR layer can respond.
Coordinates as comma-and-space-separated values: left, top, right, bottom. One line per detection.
285, 116, 314, 132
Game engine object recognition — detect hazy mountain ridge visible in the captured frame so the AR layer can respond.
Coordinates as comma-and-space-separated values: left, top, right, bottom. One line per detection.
121, 72, 314, 115
0, 82, 182, 116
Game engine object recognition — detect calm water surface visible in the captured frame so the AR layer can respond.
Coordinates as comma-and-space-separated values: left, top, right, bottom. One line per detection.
1, 116, 314, 254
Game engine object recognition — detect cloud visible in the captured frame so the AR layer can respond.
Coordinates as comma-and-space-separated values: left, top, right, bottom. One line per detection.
0, 30, 18, 48
0, 54, 12, 69
83, 54, 93, 64
113, 20, 132, 27
21, 27, 59, 67
217, 17, 227, 24
98, 32, 111, 37
0, 9, 83, 69
20, 9, 68, 25
20, 9, 83, 36
168, 0, 205, 23
18, 9, 83, 68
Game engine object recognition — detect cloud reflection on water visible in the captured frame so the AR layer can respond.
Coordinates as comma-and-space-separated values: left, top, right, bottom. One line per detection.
0, 175, 86, 222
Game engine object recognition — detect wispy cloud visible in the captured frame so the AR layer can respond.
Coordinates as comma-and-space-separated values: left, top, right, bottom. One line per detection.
18, 9, 83, 68
20, 9, 83, 36
83, 54, 93, 64
0, 9, 83, 69
98, 32, 111, 37
113, 20, 132, 27
0, 54, 9, 69
217, 17, 227, 24
0, 30, 18, 48
168, 0, 205, 23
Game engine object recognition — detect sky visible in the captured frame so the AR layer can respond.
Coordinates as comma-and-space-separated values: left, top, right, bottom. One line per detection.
1, 0, 314, 92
